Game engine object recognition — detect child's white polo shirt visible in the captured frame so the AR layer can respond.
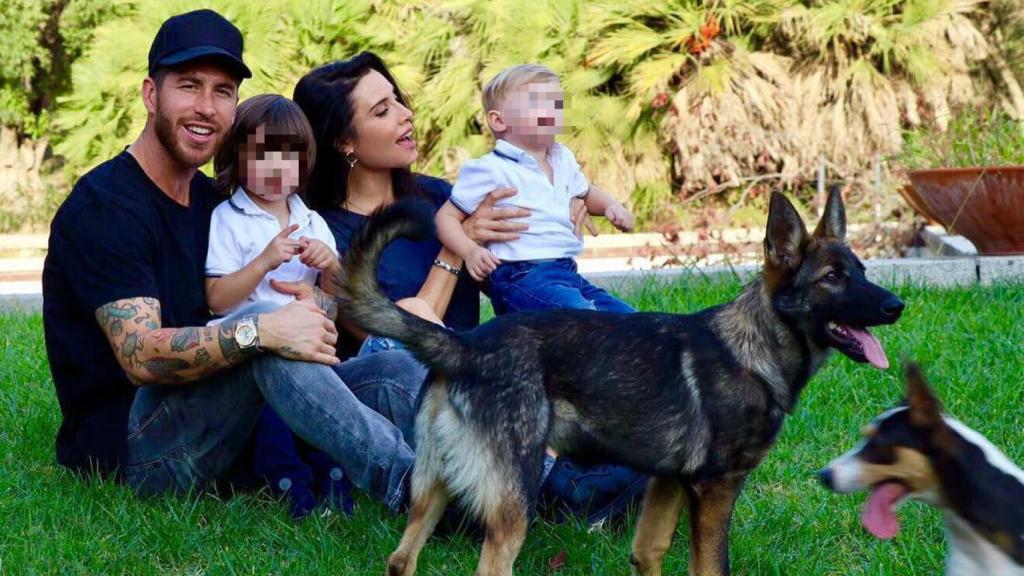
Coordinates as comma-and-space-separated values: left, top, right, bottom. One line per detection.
205, 187, 337, 324
449, 139, 589, 262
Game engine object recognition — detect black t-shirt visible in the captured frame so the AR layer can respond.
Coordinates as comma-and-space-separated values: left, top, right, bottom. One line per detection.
42, 151, 217, 476
319, 175, 480, 359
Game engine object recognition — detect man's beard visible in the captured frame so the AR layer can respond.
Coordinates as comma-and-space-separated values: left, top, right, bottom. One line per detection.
153, 103, 218, 169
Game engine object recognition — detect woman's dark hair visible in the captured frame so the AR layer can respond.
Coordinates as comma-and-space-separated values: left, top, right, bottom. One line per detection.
214, 94, 316, 195
293, 51, 420, 211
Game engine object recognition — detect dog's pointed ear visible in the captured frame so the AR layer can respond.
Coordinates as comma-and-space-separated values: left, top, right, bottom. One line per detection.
905, 362, 944, 429
813, 185, 847, 242
764, 192, 808, 273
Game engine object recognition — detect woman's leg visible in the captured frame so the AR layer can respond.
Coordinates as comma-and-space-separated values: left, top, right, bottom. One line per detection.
249, 406, 319, 518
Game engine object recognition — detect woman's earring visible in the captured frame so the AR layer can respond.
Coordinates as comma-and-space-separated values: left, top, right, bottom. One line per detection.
344, 150, 358, 168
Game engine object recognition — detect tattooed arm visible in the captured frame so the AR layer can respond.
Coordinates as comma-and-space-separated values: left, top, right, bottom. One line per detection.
95, 296, 340, 386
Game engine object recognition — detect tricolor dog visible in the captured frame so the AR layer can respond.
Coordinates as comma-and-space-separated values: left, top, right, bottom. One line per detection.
820, 363, 1024, 576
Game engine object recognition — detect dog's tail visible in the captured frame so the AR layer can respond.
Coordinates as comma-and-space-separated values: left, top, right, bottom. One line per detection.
336, 200, 469, 376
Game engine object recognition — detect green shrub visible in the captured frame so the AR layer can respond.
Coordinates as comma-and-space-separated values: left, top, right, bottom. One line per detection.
901, 109, 1024, 169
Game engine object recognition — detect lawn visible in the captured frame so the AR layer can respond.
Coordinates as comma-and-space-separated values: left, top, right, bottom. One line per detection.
1, 278, 1022, 575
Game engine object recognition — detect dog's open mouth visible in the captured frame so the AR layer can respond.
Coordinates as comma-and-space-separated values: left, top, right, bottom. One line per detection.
826, 322, 890, 369
862, 481, 910, 539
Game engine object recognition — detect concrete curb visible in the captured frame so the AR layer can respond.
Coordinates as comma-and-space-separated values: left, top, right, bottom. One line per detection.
0, 293, 42, 314
587, 256, 1024, 290
3, 256, 1023, 315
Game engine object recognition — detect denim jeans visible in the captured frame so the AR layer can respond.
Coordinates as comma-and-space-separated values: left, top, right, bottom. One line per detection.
122, 303, 427, 514
488, 258, 635, 315
358, 334, 406, 356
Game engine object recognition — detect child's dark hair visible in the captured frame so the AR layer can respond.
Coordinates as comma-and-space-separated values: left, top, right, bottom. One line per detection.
293, 51, 420, 211
214, 94, 317, 195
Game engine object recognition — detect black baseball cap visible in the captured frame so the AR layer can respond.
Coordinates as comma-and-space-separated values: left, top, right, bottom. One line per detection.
148, 9, 252, 80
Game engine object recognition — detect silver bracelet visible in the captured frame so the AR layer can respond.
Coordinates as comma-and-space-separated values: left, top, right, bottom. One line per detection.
433, 258, 461, 277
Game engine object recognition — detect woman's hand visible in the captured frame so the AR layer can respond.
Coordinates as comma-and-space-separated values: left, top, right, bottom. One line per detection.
462, 187, 531, 244
570, 197, 599, 238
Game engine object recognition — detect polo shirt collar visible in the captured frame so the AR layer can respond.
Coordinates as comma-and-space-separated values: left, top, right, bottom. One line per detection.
493, 139, 564, 169
228, 187, 313, 227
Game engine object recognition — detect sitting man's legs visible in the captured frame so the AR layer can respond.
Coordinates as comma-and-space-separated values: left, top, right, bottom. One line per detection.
123, 349, 426, 514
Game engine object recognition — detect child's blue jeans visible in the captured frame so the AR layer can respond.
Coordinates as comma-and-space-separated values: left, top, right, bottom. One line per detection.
488, 258, 634, 316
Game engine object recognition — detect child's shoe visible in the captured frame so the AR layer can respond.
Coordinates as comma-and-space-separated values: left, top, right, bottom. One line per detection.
316, 465, 355, 516
273, 475, 319, 520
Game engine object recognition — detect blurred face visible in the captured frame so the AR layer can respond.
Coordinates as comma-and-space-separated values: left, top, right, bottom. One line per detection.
240, 125, 303, 203
145, 62, 238, 169
342, 69, 417, 170
493, 80, 564, 145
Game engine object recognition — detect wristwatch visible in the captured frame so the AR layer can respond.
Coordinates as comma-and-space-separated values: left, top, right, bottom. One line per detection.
234, 314, 260, 350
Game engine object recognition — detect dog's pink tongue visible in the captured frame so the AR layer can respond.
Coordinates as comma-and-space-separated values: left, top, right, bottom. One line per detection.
847, 326, 889, 369
862, 482, 907, 539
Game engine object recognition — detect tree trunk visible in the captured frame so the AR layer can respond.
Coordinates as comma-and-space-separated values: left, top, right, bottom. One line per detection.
0, 125, 58, 232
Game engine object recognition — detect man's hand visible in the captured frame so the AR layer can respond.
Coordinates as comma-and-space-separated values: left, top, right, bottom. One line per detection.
270, 279, 339, 322
466, 246, 500, 281
270, 278, 314, 301
259, 300, 339, 366
257, 224, 302, 272
570, 197, 598, 238
605, 202, 634, 232
462, 187, 531, 243
298, 238, 338, 271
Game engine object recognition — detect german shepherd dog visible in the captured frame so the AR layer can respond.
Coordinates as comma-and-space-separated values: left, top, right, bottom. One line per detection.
819, 363, 1024, 575
337, 190, 904, 576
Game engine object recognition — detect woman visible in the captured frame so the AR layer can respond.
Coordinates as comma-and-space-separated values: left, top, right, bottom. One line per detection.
293, 52, 646, 524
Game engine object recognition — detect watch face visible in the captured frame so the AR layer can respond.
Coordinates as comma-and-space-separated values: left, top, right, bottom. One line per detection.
236, 322, 258, 347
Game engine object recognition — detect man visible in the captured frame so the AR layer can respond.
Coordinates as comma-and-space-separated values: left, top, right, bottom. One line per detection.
42, 9, 424, 514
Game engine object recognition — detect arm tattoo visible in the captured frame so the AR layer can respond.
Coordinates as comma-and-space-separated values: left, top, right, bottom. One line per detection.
97, 299, 157, 374
194, 348, 211, 366
120, 332, 144, 369
96, 297, 252, 385
217, 318, 260, 366
170, 327, 201, 352
142, 358, 191, 383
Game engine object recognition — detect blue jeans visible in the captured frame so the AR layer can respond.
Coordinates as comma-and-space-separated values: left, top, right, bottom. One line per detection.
488, 258, 635, 315
358, 334, 405, 356
122, 305, 427, 514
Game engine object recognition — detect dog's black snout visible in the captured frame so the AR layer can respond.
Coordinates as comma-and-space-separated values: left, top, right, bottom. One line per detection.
817, 468, 834, 490
881, 296, 905, 320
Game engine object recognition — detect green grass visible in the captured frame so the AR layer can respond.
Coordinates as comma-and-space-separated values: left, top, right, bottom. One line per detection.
900, 109, 1024, 169
2, 279, 1023, 575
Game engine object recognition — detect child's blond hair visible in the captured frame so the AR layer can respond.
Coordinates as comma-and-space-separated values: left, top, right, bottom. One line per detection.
482, 64, 560, 113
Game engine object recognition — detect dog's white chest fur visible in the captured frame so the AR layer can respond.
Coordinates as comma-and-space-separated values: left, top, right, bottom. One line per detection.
945, 514, 1023, 576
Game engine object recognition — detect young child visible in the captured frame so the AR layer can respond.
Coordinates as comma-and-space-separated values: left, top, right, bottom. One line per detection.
436, 63, 636, 315
436, 65, 647, 523
207, 94, 352, 519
